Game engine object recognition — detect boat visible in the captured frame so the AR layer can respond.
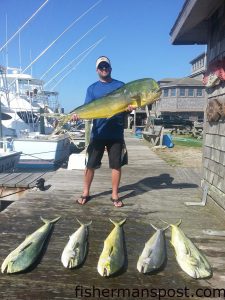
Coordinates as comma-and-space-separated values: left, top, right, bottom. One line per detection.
0, 66, 70, 169
11, 134, 70, 169
0, 140, 21, 173
0, 66, 60, 136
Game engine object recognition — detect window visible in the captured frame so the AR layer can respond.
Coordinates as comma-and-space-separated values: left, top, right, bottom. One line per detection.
179, 88, 185, 96
163, 89, 169, 97
188, 88, 194, 97
171, 88, 176, 96
196, 88, 203, 97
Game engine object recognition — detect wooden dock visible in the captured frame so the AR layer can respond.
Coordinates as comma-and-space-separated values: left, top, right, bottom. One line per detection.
0, 133, 225, 299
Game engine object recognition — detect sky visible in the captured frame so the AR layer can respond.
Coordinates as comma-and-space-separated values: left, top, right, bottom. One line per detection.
0, 0, 206, 112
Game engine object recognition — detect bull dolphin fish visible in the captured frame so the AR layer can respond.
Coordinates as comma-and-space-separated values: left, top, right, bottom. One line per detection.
61, 219, 92, 269
54, 78, 161, 130
1, 216, 61, 274
137, 224, 168, 274
97, 218, 126, 277
169, 220, 212, 279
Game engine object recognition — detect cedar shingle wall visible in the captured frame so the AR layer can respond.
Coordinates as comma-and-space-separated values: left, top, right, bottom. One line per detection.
202, 4, 225, 208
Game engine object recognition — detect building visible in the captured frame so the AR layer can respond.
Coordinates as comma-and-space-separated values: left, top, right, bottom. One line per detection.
153, 53, 206, 121
155, 77, 205, 121
189, 52, 207, 80
170, 0, 225, 209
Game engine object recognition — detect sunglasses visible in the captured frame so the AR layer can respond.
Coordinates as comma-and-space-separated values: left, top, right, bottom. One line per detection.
98, 63, 111, 70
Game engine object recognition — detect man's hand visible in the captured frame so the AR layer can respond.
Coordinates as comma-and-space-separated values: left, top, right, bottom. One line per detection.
126, 105, 135, 112
71, 114, 80, 121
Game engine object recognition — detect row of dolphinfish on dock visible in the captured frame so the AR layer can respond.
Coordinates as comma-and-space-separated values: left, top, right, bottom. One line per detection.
1, 217, 212, 279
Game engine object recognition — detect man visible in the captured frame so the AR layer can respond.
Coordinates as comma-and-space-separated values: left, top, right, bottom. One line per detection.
74, 56, 133, 207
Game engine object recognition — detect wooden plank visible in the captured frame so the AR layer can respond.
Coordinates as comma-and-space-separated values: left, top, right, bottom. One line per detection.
16, 172, 46, 188
0, 133, 224, 299
0, 173, 22, 187
3, 173, 33, 188
0, 173, 11, 180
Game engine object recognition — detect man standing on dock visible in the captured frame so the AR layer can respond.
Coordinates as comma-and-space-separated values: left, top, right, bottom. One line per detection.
73, 56, 133, 207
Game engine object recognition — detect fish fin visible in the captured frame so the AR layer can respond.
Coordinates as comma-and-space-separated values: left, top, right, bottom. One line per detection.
130, 95, 141, 107
109, 218, 126, 227
108, 246, 114, 257
175, 219, 182, 227
159, 218, 182, 228
40, 216, 61, 224
162, 225, 170, 231
150, 223, 169, 233
19, 242, 33, 252
150, 223, 159, 231
76, 218, 92, 227
74, 242, 80, 249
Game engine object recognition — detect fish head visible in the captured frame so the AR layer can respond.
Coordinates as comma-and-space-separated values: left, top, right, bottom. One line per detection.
67, 257, 78, 269
2, 260, 19, 274
126, 78, 161, 108
139, 78, 161, 106
97, 257, 112, 277
139, 257, 152, 274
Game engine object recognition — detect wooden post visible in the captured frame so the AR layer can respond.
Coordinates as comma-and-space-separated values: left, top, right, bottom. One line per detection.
133, 110, 136, 134
39, 108, 45, 134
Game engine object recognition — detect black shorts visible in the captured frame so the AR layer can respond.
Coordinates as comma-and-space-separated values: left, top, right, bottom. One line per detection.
85, 139, 128, 169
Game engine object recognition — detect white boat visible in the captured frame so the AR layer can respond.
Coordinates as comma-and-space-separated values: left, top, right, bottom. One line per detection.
11, 133, 70, 169
0, 140, 21, 173
0, 66, 60, 136
0, 66, 70, 169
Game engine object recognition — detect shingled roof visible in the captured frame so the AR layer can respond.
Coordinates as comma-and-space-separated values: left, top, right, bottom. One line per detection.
161, 77, 203, 87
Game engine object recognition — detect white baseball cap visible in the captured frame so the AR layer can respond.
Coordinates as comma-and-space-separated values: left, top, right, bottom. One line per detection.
96, 56, 111, 69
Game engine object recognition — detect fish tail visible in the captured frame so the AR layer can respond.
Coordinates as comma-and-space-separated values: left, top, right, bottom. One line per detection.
175, 219, 182, 227
159, 218, 182, 228
150, 223, 169, 231
109, 218, 126, 227
40, 216, 61, 224
76, 218, 92, 227
150, 223, 160, 231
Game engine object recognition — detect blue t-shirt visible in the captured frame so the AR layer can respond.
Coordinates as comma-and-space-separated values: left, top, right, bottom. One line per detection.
85, 79, 125, 140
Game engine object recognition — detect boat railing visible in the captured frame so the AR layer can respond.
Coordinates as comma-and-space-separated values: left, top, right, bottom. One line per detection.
0, 139, 14, 153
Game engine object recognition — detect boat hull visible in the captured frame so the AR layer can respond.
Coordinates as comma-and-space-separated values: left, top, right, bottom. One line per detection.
13, 134, 70, 169
0, 152, 21, 173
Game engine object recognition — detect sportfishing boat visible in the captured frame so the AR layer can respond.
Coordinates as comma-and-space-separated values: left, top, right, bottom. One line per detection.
0, 66, 70, 169
0, 66, 60, 135
0, 140, 21, 173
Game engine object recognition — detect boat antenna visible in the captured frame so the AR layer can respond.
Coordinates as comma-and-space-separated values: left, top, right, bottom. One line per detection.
45, 37, 104, 88
40, 16, 107, 79
0, 0, 49, 52
22, 0, 103, 74
50, 37, 104, 90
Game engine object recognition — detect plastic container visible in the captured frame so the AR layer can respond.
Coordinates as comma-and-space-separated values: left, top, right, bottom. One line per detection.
162, 134, 174, 148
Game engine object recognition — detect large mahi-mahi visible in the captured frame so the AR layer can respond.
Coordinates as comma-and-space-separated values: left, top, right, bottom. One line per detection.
61, 219, 92, 269
137, 224, 168, 274
1, 216, 61, 274
55, 78, 161, 130
97, 218, 126, 277
169, 220, 212, 279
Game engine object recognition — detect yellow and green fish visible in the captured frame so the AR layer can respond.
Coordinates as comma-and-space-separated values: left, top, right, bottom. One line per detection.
54, 78, 161, 130
97, 218, 126, 277
170, 220, 212, 279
